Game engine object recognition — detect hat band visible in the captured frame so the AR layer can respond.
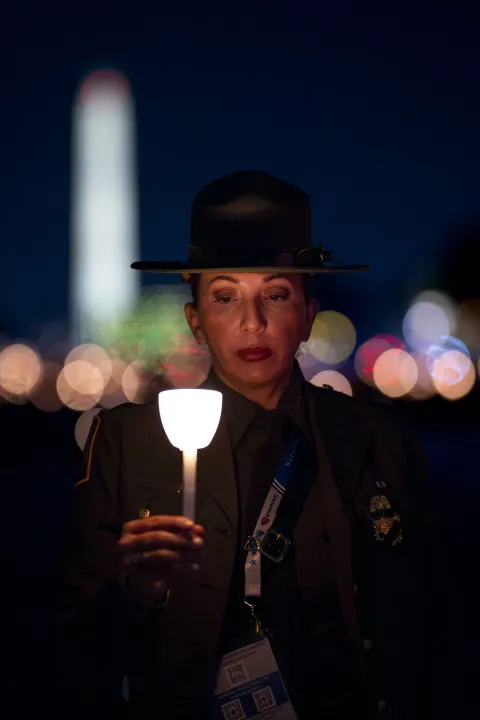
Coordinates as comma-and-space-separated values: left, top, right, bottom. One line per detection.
187, 245, 331, 269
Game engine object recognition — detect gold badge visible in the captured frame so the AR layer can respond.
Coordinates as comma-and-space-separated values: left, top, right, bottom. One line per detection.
369, 495, 402, 546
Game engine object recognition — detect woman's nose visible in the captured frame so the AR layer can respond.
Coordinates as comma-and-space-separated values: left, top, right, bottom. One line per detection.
240, 299, 266, 334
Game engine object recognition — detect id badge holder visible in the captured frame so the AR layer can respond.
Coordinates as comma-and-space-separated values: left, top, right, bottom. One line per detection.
211, 606, 298, 719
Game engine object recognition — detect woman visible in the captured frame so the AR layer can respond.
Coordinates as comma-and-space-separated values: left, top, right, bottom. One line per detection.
56, 171, 430, 719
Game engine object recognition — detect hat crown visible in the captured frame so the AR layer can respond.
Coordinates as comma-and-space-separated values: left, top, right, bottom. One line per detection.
203, 193, 279, 221
191, 169, 311, 251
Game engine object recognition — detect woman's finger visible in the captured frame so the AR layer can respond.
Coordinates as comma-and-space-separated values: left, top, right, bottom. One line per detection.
119, 529, 202, 553
123, 515, 196, 534
124, 546, 202, 568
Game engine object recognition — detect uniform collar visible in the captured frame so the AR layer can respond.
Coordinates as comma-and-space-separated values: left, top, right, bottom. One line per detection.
202, 361, 309, 449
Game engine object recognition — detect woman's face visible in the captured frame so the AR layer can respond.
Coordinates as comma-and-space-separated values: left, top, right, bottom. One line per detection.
185, 272, 317, 390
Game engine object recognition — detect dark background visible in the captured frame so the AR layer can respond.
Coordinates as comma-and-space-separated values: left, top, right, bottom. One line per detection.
4, 2, 479, 716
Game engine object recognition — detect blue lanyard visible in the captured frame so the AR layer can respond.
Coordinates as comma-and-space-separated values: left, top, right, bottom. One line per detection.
244, 428, 304, 595
273, 429, 302, 491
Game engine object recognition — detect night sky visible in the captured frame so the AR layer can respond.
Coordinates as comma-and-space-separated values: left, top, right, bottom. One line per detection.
5, 3, 480, 341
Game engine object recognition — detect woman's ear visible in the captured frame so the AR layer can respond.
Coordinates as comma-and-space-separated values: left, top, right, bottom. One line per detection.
184, 303, 207, 345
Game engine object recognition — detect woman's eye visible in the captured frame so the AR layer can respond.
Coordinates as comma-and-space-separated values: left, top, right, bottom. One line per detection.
266, 292, 289, 302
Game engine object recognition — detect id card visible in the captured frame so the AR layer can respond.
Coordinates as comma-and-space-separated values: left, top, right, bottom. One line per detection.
212, 638, 298, 719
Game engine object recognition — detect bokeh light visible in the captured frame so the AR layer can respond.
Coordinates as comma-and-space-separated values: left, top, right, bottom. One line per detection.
122, 361, 145, 403
99, 357, 128, 408
310, 370, 353, 396
65, 344, 112, 383
354, 335, 405, 387
163, 338, 211, 388
75, 408, 101, 449
57, 360, 104, 411
425, 336, 470, 377
296, 348, 321, 379
402, 290, 456, 352
95, 288, 191, 370
306, 311, 356, 365
432, 351, 476, 400
63, 359, 105, 396
408, 353, 436, 401
373, 348, 418, 398
0, 344, 43, 397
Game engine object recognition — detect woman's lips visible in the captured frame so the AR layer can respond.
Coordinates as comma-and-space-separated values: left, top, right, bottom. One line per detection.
236, 347, 273, 362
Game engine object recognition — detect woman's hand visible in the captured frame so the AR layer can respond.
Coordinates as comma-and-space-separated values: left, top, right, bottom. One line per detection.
118, 515, 204, 606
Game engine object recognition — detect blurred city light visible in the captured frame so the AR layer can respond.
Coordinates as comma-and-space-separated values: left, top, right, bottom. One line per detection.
408, 353, 437, 401
310, 370, 353, 396
99, 357, 128, 408
431, 350, 476, 400
402, 290, 456, 352
121, 360, 153, 403
0, 344, 43, 398
57, 360, 104, 411
162, 338, 211, 389
305, 311, 356, 365
354, 335, 404, 387
65, 343, 112, 383
94, 287, 193, 369
373, 348, 418, 398
296, 348, 321, 379
425, 336, 470, 377
63, 359, 105, 396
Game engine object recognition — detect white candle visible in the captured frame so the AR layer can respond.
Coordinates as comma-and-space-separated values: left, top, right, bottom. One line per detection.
182, 448, 197, 521
158, 389, 223, 522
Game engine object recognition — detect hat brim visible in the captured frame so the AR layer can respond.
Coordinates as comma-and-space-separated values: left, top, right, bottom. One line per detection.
131, 261, 369, 274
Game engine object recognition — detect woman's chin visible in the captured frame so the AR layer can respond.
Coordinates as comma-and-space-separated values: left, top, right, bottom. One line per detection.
231, 358, 283, 386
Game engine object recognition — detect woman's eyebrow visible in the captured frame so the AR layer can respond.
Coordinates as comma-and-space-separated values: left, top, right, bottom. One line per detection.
262, 273, 291, 283
208, 275, 240, 286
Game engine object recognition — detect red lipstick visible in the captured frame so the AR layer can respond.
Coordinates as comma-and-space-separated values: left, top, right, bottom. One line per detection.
237, 347, 273, 362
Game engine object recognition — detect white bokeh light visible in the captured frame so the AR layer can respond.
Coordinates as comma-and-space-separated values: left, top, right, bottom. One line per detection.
402, 291, 456, 352
310, 370, 353, 396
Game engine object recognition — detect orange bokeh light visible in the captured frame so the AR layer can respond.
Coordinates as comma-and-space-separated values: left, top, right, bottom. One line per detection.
408, 353, 436, 400
65, 344, 112, 383
0, 344, 43, 397
432, 351, 476, 400
57, 361, 104, 411
354, 336, 403, 387
373, 349, 418, 398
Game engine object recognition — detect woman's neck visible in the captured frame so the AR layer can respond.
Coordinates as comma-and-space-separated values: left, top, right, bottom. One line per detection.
212, 365, 293, 410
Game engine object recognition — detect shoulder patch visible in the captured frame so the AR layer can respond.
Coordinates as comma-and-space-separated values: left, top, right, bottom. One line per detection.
74, 414, 102, 488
